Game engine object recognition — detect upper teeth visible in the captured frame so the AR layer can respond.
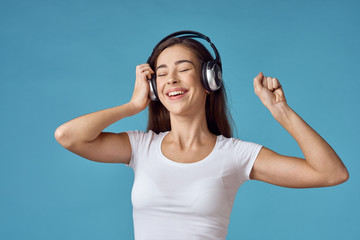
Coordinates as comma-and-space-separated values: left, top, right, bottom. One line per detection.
168, 91, 184, 97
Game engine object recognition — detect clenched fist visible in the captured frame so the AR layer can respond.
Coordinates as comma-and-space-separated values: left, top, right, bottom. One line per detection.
253, 72, 287, 111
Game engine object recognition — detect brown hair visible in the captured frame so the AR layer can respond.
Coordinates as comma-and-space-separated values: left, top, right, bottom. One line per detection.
146, 37, 233, 138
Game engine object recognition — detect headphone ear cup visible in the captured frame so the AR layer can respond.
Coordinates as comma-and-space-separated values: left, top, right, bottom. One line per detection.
201, 62, 212, 92
148, 74, 159, 101
202, 61, 222, 92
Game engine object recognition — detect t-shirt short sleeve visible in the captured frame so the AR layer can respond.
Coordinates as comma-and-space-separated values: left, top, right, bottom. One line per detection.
233, 138, 263, 183
125, 130, 143, 169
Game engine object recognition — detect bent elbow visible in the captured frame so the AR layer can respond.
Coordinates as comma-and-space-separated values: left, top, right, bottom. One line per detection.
339, 169, 350, 184
326, 169, 349, 186
54, 125, 75, 149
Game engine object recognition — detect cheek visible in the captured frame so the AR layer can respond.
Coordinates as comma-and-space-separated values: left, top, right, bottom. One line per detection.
155, 79, 167, 101
155, 77, 164, 91
192, 73, 205, 90
193, 69, 203, 86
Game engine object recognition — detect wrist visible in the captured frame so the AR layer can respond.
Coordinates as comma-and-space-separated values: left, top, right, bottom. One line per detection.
127, 101, 146, 115
269, 102, 293, 124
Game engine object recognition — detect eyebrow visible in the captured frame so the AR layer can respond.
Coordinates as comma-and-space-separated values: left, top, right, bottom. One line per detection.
156, 60, 195, 71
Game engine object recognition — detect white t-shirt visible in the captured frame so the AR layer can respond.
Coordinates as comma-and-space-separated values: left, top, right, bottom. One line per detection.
126, 130, 262, 240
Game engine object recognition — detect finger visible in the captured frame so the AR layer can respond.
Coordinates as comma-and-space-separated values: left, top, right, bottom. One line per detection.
140, 71, 148, 79
253, 72, 264, 94
136, 64, 151, 71
273, 78, 281, 90
141, 70, 153, 80
142, 68, 154, 74
136, 65, 154, 81
140, 65, 155, 74
262, 75, 267, 87
136, 64, 145, 72
138, 63, 149, 68
145, 70, 152, 80
267, 77, 274, 91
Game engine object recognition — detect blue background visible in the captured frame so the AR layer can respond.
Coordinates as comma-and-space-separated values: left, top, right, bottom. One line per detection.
1, 0, 359, 239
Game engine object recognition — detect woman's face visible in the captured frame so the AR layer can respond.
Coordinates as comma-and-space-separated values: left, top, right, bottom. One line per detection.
155, 44, 208, 116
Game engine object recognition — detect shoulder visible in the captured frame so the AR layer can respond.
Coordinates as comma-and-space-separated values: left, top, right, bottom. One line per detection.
126, 130, 168, 136
216, 135, 244, 148
217, 135, 262, 155
215, 135, 263, 182
126, 130, 168, 143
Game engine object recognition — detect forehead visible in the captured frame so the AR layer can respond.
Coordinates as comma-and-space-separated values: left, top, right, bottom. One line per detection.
156, 45, 199, 67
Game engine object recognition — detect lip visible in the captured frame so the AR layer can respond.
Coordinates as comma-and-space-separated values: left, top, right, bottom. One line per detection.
165, 87, 189, 100
165, 87, 189, 96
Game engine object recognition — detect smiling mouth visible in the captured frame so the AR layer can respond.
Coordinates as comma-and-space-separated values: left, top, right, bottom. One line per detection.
167, 90, 185, 97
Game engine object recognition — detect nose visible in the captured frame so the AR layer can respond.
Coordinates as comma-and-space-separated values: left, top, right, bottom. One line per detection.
167, 71, 180, 85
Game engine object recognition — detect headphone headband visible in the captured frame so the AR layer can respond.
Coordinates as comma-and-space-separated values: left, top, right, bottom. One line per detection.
149, 30, 221, 67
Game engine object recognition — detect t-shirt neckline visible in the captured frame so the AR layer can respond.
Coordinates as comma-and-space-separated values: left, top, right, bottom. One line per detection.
158, 131, 220, 167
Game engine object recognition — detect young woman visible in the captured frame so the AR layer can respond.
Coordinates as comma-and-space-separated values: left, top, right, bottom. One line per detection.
55, 31, 349, 239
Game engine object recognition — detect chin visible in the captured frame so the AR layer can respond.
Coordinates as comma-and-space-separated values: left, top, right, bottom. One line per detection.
167, 107, 187, 116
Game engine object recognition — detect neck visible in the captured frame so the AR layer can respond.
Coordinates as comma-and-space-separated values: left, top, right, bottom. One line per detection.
167, 109, 215, 149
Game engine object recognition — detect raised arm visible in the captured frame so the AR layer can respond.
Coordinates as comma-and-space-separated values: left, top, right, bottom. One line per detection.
54, 64, 154, 163
250, 72, 349, 188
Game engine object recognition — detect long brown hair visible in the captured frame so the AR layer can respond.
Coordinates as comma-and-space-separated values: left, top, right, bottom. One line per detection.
146, 37, 233, 138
